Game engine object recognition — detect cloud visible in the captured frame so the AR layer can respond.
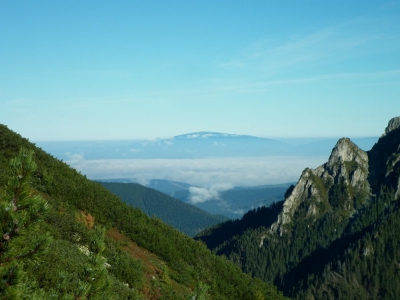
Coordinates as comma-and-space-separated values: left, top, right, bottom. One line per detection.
65, 152, 84, 164
188, 183, 234, 204
219, 15, 400, 74
66, 156, 326, 188
230, 209, 245, 216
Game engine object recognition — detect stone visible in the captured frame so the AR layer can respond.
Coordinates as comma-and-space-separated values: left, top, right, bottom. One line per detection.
271, 136, 370, 235
384, 117, 400, 135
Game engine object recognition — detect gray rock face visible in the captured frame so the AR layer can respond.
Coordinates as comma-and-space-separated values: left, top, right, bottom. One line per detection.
271, 138, 370, 235
395, 177, 400, 200
325, 138, 369, 188
384, 117, 400, 135
270, 117, 400, 236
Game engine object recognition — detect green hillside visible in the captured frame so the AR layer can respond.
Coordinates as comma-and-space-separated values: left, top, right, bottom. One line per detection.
198, 117, 400, 299
171, 184, 290, 219
0, 124, 286, 299
97, 181, 228, 237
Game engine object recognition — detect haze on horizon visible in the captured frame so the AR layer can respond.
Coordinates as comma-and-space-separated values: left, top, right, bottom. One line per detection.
1, 1, 399, 201
1, 1, 400, 142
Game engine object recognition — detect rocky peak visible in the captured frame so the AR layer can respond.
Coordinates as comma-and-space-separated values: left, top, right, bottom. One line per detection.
327, 138, 367, 168
384, 117, 400, 136
271, 137, 370, 235
325, 138, 369, 187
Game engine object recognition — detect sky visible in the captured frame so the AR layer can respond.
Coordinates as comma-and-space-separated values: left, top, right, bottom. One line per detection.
1, 1, 400, 141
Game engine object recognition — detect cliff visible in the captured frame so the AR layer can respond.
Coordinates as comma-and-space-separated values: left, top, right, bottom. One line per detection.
272, 137, 370, 234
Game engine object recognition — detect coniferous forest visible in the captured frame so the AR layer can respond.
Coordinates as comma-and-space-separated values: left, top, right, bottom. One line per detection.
97, 181, 228, 237
197, 117, 400, 299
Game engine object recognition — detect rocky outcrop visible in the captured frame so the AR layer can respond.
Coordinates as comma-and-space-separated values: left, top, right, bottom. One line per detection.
271, 138, 370, 235
384, 116, 400, 136
272, 117, 400, 235
325, 138, 369, 188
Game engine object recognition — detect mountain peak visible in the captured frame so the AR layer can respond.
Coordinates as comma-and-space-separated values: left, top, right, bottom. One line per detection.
384, 116, 400, 135
271, 136, 370, 235
327, 137, 368, 170
174, 132, 243, 139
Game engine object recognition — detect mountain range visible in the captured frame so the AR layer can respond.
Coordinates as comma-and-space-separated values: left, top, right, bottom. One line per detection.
1, 117, 397, 299
35, 131, 378, 161
197, 117, 400, 299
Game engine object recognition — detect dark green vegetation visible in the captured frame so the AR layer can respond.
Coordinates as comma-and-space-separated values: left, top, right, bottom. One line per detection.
171, 184, 290, 219
99, 179, 290, 219
198, 119, 400, 299
145, 179, 193, 195
97, 181, 228, 237
0, 124, 286, 299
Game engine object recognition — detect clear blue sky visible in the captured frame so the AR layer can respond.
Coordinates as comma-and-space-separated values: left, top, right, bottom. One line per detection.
1, 1, 400, 141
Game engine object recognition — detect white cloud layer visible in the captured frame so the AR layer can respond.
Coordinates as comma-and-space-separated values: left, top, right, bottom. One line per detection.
66, 156, 326, 188
189, 183, 234, 204
64, 152, 84, 164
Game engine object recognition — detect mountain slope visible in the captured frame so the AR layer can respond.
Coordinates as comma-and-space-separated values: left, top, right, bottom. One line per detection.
0, 124, 286, 299
100, 179, 291, 219
146, 179, 193, 194
172, 184, 291, 219
97, 181, 228, 237
197, 117, 400, 299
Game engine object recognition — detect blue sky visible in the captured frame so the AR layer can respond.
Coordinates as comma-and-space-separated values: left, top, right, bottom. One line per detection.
1, 1, 400, 141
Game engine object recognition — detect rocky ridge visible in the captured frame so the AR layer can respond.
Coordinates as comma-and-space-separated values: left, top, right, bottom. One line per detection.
197, 117, 400, 299
272, 117, 400, 235
271, 136, 376, 235
384, 116, 400, 136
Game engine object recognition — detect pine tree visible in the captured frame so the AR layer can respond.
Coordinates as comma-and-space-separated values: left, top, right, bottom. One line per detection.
0, 148, 50, 298
190, 282, 210, 300
79, 226, 111, 299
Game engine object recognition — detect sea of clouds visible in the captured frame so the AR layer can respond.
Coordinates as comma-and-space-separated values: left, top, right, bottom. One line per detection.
66, 155, 326, 203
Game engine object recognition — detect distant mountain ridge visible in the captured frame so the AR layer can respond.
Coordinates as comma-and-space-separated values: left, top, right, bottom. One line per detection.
173, 131, 247, 139
35, 131, 379, 161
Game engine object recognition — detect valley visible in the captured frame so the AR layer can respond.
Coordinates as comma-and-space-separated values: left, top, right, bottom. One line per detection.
0, 117, 398, 299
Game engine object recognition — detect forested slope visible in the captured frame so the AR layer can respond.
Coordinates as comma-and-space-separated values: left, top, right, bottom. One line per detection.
198, 117, 400, 299
97, 181, 228, 237
0, 124, 286, 299
172, 184, 290, 219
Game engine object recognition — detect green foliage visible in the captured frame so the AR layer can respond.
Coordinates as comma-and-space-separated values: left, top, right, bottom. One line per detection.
309, 172, 330, 201
63, 227, 111, 299
198, 127, 400, 299
0, 124, 286, 299
0, 148, 51, 298
186, 185, 290, 219
190, 281, 210, 300
98, 181, 228, 237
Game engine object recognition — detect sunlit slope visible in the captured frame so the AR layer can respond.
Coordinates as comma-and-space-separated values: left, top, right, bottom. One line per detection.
0, 124, 286, 299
